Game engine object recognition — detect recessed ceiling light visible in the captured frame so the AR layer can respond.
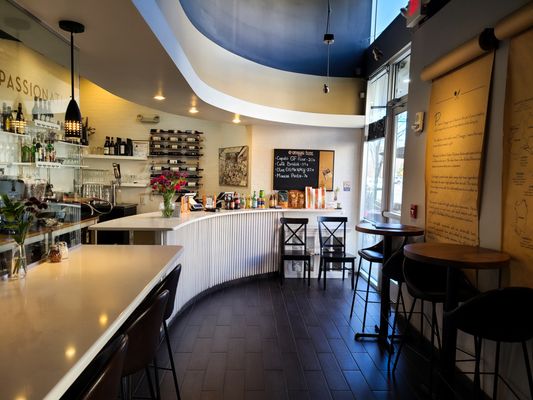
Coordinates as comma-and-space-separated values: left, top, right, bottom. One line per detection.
232, 114, 241, 124
189, 106, 199, 114
154, 95, 165, 101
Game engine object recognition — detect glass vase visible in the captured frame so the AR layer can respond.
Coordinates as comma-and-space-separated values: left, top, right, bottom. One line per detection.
10, 243, 27, 280
161, 194, 175, 218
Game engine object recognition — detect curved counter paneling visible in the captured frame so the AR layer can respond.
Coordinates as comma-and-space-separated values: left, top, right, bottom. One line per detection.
91, 208, 342, 319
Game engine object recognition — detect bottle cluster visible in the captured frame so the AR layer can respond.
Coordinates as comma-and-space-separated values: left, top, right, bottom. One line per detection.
103, 136, 134, 156
1, 102, 26, 134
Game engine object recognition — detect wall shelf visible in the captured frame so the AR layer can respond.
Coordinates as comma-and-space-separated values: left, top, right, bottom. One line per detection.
83, 154, 147, 161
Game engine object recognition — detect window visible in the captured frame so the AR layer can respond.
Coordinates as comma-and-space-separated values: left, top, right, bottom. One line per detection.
358, 50, 410, 285
371, 0, 406, 42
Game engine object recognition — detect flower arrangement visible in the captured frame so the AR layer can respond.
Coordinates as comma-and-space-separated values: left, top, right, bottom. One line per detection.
0, 194, 47, 278
150, 171, 187, 217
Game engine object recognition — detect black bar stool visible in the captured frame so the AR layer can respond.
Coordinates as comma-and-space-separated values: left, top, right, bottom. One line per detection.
350, 240, 383, 332
392, 258, 477, 388
120, 290, 170, 400
317, 216, 357, 290
152, 265, 183, 399
279, 218, 313, 286
62, 334, 128, 400
446, 287, 533, 400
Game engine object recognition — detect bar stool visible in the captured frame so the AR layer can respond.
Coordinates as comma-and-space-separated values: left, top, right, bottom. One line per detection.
392, 258, 477, 382
350, 240, 383, 331
152, 265, 182, 399
317, 216, 357, 290
121, 290, 169, 400
446, 287, 533, 400
62, 334, 128, 399
279, 218, 313, 286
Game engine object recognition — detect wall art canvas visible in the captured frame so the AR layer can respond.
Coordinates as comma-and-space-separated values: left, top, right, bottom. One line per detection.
219, 146, 248, 187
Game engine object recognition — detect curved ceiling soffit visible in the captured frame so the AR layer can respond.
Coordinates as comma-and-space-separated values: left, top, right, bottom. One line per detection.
132, 0, 365, 128
178, 0, 372, 78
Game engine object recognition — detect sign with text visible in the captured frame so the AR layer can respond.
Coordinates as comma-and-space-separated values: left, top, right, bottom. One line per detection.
425, 53, 494, 245
273, 149, 334, 191
502, 29, 533, 287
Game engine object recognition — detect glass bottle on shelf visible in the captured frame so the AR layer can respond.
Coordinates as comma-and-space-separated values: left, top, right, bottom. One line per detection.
20, 138, 32, 163
104, 136, 110, 155
6, 106, 13, 132
15, 103, 25, 134
109, 137, 115, 155
31, 97, 39, 121
38, 98, 45, 121
252, 191, 257, 209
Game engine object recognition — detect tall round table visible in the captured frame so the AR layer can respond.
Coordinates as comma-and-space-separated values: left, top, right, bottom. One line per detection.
403, 242, 510, 378
355, 222, 424, 346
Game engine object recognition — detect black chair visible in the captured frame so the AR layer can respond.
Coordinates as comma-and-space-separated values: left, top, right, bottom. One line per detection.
279, 218, 313, 286
317, 216, 357, 290
350, 240, 383, 332
392, 258, 478, 384
62, 334, 128, 400
446, 287, 533, 400
152, 265, 183, 399
121, 290, 170, 400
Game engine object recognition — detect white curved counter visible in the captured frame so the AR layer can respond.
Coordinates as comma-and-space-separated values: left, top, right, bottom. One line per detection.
91, 208, 342, 318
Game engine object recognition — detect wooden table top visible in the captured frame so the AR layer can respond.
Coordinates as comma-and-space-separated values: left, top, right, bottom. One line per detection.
356, 222, 424, 237
403, 242, 511, 270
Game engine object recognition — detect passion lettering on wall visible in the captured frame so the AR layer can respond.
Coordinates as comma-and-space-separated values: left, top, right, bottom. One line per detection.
0, 68, 62, 100
0, 38, 72, 112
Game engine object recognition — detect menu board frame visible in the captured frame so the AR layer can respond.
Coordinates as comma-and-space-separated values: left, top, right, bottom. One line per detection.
273, 148, 335, 191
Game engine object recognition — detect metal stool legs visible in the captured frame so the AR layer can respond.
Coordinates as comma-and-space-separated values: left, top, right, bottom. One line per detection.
164, 320, 182, 400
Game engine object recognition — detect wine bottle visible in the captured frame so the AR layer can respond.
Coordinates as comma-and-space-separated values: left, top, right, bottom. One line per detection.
38, 98, 44, 121
109, 137, 115, 155
119, 138, 126, 155
15, 103, 25, 134
104, 136, 110, 155
6, 106, 13, 132
31, 97, 38, 121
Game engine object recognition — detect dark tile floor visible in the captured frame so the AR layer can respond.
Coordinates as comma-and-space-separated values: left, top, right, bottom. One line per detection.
138, 276, 474, 400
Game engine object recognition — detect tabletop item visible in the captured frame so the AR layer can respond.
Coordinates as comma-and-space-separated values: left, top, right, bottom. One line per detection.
58, 241, 69, 259
48, 245, 62, 263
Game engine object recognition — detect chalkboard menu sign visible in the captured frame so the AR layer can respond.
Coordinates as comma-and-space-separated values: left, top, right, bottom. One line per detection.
273, 149, 334, 190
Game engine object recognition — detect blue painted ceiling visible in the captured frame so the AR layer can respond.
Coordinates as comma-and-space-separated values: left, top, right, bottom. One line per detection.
179, 0, 373, 78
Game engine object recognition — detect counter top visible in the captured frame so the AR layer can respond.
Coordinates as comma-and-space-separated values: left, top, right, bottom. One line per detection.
0, 244, 183, 400
90, 208, 341, 232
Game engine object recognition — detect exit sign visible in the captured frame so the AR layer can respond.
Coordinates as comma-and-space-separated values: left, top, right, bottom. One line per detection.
405, 0, 424, 28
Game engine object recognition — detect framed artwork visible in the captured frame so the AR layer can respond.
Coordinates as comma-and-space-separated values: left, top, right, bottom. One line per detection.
219, 146, 248, 187
132, 140, 149, 157
318, 150, 335, 191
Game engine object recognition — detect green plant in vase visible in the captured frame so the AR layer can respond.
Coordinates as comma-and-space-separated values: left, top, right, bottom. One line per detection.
0, 194, 47, 279
150, 171, 187, 218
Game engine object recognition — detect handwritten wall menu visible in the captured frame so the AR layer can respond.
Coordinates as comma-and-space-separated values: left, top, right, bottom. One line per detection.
425, 53, 494, 245
273, 149, 319, 190
502, 29, 533, 287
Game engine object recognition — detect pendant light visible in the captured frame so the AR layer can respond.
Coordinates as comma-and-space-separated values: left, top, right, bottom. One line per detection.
59, 20, 85, 143
323, 0, 334, 94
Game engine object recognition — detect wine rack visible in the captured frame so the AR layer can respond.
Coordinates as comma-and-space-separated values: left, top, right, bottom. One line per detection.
149, 129, 204, 193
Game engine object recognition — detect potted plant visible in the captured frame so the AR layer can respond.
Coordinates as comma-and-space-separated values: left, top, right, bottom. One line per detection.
150, 171, 187, 218
0, 194, 47, 279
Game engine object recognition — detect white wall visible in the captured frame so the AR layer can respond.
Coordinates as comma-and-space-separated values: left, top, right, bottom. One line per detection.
249, 124, 363, 252
401, 0, 531, 396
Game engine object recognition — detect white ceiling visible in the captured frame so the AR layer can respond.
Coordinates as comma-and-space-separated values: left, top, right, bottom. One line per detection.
13, 0, 263, 126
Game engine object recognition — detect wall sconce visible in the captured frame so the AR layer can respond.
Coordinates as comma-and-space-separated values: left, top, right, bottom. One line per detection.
136, 114, 160, 123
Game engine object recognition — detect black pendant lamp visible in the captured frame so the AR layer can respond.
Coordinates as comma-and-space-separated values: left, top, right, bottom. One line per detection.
59, 20, 85, 143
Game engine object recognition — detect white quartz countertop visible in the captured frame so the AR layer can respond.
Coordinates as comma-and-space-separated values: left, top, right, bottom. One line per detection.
0, 245, 183, 400
90, 208, 342, 231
